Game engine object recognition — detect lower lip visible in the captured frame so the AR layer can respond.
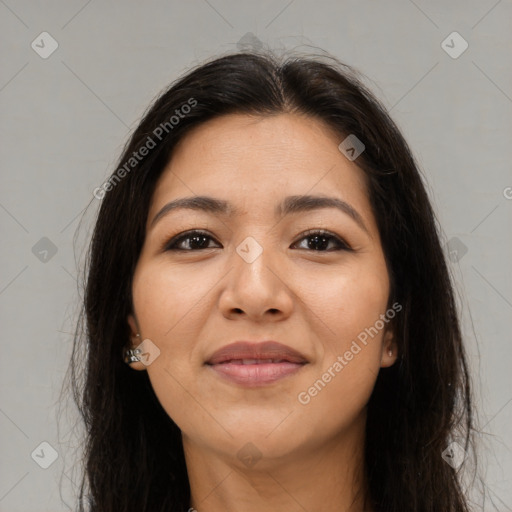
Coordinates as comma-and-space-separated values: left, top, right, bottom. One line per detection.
208, 362, 305, 386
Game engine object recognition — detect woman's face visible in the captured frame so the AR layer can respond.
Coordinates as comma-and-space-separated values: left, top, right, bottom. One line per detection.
127, 113, 397, 465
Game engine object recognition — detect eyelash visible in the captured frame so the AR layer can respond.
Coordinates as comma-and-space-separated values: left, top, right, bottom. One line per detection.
163, 229, 352, 252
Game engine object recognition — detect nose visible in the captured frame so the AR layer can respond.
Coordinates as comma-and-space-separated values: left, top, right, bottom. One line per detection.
218, 238, 294, 322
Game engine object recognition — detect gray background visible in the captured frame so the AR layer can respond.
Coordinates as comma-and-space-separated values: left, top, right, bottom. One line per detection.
1, 1, 511, 510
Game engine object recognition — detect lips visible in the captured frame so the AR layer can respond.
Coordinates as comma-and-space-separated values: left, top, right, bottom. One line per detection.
205, 341, 308, 387
206, 341, 308, 365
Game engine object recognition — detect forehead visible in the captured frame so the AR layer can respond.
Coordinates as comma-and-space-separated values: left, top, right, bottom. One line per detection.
148, 113, 371, 223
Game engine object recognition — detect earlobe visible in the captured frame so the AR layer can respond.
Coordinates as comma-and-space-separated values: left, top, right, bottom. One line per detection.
124, 314, 146, 371
380, 330, 398, 368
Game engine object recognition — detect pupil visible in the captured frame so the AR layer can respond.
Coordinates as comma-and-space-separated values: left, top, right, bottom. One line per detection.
309, 235, 328, 251
191, 235, 208, 248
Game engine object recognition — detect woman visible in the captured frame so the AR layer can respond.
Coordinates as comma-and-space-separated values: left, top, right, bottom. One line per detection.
68, 49, 476, 511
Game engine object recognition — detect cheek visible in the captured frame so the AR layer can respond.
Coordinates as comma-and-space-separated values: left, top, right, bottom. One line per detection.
295, 257, 389, 403
298, 257, 390, 350
295, 267, 390, 436
131, 260, 214, 429
132, 259, 211, 338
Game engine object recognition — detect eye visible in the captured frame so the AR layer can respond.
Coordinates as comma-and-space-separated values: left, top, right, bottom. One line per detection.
164, 230, 221, 251
291, 229, 352, 252
163, 229, 352, 252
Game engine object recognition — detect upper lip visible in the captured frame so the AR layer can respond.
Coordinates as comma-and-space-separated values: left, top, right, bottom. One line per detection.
206, 341, 308, 365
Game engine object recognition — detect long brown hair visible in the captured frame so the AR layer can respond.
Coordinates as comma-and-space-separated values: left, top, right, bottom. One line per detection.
65, 49, 477, 511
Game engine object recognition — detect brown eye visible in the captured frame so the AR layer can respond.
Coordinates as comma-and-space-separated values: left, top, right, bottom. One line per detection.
292, 230, 352, 252
164, 230, 221, 251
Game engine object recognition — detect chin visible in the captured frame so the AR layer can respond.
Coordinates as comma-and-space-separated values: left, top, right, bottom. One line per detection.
210, 419, 309, 461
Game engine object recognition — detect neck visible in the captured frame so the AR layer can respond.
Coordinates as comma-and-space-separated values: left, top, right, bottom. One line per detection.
183, 413, 373, 512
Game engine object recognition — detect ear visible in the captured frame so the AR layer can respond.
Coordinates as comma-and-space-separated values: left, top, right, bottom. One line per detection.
124, 313, 146, 371
380, 327, 398, 368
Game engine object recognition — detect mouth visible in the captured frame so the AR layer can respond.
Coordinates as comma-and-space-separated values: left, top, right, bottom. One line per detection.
205, 341, 308, 387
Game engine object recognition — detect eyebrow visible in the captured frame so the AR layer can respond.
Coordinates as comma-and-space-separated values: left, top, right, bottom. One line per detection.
150, 194, 369, 234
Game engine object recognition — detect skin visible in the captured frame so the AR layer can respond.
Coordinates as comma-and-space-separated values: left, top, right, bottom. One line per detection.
126, 113, 398, 512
